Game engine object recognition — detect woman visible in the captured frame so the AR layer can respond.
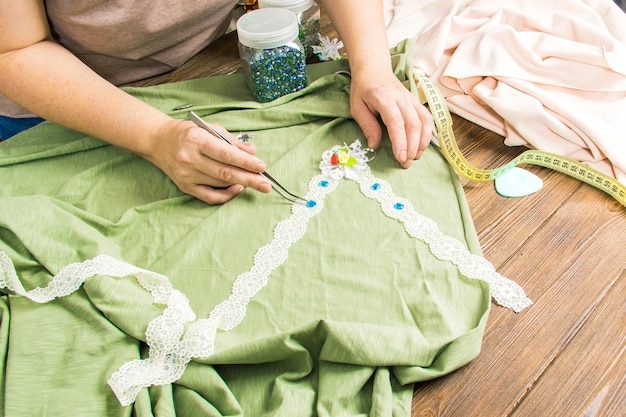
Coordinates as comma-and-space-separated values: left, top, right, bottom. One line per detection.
0, 0, 432, 204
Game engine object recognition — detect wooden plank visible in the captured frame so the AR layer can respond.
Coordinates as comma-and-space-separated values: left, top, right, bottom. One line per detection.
448, 116, 584, 267
467, 168, 584, 266
512, 270, 625, 417
411, 184, 626, 416
451, 116, 524, 171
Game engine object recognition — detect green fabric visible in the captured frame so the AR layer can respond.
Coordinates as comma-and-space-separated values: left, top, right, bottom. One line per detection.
0, 41, 489, 417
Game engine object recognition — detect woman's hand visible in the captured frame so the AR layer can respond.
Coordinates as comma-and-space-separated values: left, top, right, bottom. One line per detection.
149, 119, 273, 204
349, 70, 433, 169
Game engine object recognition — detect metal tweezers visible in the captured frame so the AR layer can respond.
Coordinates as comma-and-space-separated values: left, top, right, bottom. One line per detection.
188, 111, 308, 205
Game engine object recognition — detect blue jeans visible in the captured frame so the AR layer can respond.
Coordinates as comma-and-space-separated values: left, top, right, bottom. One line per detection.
0, 115, 45, 140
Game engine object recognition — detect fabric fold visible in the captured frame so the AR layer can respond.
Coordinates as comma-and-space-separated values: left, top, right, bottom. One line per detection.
385, 0, 626, 183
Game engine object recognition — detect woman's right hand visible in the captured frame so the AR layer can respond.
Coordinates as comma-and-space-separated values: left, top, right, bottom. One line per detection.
148, 119, 273, 205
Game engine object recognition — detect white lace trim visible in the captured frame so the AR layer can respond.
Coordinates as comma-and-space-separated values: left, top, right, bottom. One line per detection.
356, 169, 531, 313
0, 252, 199, 405
319, 140, 531, 313
0, 140, 531, 406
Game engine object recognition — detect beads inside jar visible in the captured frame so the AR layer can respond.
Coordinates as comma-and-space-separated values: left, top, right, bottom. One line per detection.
237, 8, 308, 102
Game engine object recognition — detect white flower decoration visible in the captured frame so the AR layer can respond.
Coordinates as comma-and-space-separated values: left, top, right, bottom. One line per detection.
312, 35, 344, 61
319, 140, 373, 181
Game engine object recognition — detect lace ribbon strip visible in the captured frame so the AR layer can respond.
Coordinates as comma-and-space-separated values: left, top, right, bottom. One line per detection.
0, 140, 531, 406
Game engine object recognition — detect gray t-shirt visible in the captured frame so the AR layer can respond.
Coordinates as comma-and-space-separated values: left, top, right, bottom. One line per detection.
0, 0, 238, 117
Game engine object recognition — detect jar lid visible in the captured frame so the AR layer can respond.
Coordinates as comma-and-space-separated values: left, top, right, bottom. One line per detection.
237, 8, 300, 49
258, 0, 314, 14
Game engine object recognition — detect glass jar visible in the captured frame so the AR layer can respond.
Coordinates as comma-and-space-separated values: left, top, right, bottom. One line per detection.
258, 0, 321, 59
237, 8, 308, 102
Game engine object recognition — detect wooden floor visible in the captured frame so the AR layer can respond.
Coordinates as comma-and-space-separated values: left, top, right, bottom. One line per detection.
130, 8, 626, 417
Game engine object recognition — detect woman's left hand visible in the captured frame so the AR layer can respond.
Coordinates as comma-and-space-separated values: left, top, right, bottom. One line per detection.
349, 69, 433, 169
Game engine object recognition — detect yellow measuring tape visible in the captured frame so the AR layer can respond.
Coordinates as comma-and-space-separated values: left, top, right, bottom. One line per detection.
414, 73, 626, 207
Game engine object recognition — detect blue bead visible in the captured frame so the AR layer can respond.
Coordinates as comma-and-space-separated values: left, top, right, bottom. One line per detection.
370, 183, 381, 190
318, 180, 329, 188
306, 200, 317, 208
393, 202, 404, 210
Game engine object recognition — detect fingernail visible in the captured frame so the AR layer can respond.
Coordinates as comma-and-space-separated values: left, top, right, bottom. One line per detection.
399, 150, 407, 163
259, 181, 272, 193
233, 184, 245, 194
255, 162, 266, 173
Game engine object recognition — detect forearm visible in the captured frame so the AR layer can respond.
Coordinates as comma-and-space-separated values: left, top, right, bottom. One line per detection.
319, 0, 392, 75
0, 40, 170, 159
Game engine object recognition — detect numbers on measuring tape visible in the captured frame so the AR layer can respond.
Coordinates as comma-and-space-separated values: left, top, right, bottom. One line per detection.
414, 73, 626, 207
